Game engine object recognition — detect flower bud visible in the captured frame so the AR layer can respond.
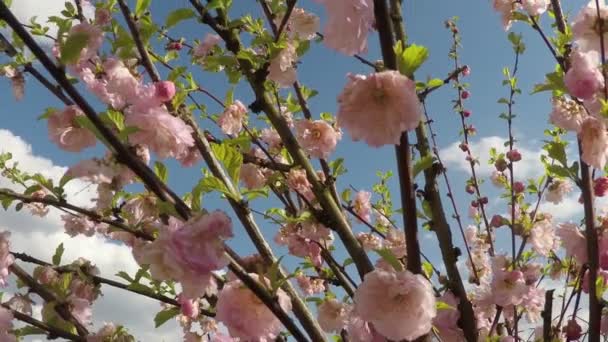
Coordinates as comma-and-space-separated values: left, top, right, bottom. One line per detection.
594, 177, 608, 197
506, 149, 522, 162
565, 320, 582, 340
495, 158, 508, 172
461, 90, 470, 99
513, 181, 525, 194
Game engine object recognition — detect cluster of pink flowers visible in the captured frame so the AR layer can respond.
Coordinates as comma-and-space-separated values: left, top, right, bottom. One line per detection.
268, 43, 298, 87
314, 0, 375, 55
0, 232, 14, 288
216, 274, 292, 341
0, 307, 16, 342
278, 8, 320, 41
274, 220, 334, 267
134, 211, 232, 299
218, 100, 248, 135
47, 105, 97, 152
295, 119, 341, 159
492, 0, 548, 30
337, 71, 422, 147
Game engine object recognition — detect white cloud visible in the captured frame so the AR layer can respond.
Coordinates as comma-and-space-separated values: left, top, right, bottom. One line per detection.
0, 129, 181, 341
7, 0, 94, 46
441, 136, 544, 179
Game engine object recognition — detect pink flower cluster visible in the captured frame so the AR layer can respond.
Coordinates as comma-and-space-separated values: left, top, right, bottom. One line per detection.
0, 231, 14, 288
274, 220, 333, 267
314, 0, 375, 55
337, 71, 422, 147
135, 211, 232, 299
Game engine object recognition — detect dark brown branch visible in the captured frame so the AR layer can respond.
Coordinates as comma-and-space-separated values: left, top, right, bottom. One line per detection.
2, 303, 85, 341
542, 289, 555, 341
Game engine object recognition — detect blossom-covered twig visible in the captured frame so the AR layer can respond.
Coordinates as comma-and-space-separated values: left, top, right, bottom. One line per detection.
9, 263, 89, 336
1, 303, 84, 341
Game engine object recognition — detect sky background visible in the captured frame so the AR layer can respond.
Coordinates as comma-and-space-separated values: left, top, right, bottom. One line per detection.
0, 0, 595, 340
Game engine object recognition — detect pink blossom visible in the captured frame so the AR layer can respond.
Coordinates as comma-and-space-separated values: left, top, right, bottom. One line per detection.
523, 287, 545, 323
580, 116, 608, 169
268, 43, 297, 87
530, 218, 559, 256
0, 307, 15, 341
94, 8, 112, 26
295, 274, 325, 295
595, 177, 608, 196
565, 50, 604, 100
193, 34, 221, 58
218, 100, 248, 135
295, 119, 340, 158
48, 106, 97, 152
286, 169, 315, 201
345, 315, 384, 342
61, 215, 97, 237
99, 57, 140, 108
384, 227, 406, 258
240, 163, 267, 189
168, 211, 233, 274
87, 323, 120, 342
521, 0, 549, 15
135, 218, 221, 299
492, 0, 520, 30
434, 291, 464, 342
68, 295, 92, 326
491, 170, 507, 187
337, 71, 422, 147
556, 223, 588, 264
549, 97, 586, 132
178, 294, 199, 319
352, 190, 372, 222
565, 319, 583, 340
125, 107, 195, 159
260, 128, 283, 151
154, 81, 176, 103
545, 179, 573, 204
317, 299, 351, 333
66, 158, 115, 184
1, 67, 24, 101
26, 190, 49, 217
70, 278, 98, 303
0, 232, 13, 288
36, 266, 59, 285
572, 0, 608, 53
314, 0, 374, 55
279, 8, 320, 40
357, 232, 382, 251
177, 146, 203, 168
354, 269, 436, 340
490, 256, 528, 307
216, 274, 292, 341
65, 23, 103, 65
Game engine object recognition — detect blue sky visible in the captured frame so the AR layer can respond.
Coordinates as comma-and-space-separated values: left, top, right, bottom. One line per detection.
0, 0, 592, 263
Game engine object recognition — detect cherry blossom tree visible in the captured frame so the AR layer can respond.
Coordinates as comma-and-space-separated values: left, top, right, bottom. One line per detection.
0, 0, 606, 341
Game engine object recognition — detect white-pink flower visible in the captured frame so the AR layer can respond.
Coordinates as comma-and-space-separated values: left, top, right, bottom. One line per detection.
268, 43, 297, 88
47, 106, 97, 152
286, 169, 315, 202
65, 23, 104, 65
317, 298, 351, 333
337, 71, 422, 147
68, 295, 92, 326
549, 97, 586, 133
580, 116, 608, 169
125, 107, 195, 159
545, 179, 573, 204
240, 163, 267, 189
279, 8, 320, 40
354, 269, 436, 341
295, 119, 340, 158
295, 274, 325, 295
357, 232, 382, 251
193, 34, 221, 58
314, 0, 374, 55
521, 0, 549, 16
529, 218, 559, 256
352, 190, 372, 222
493, 0, 520, 30
218, 100, 248, 135
62, 215, 97, 237
490, 256, 528, 307
556, 222, 588, 264
565, 50, 604, 100
434, 291, 464, 342
572, 0, 608, 53
216, 274, 292, 341
0, 232, 13, 287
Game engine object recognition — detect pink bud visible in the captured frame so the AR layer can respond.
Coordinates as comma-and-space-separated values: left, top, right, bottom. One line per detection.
513, 181, 525, 194
490, 215, 504, 228
506, 149, 522, 162
461, 90, 470, 99
470, 200, 479, 208
595, 177, 608, 197
467, 125, 476, 135
462, 65, 471, 76
167, 41, 183, 51
463, 109, 471, 117
480, 197, 488, 205
178, 295, 199, 319
465, 185, 475, 194
459, 143, 468, 152
95, 8, 112, 26
601, 250, 608, 270
565, 320, 583, 340
154, 81, 176, 102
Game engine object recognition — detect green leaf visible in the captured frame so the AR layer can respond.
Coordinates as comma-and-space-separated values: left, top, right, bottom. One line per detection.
426, 78, 444, 88
59, 31, 89, 64
135, 0, 152, 16
165, 8, 195, 28
154, 307, 180, 328
211, 143, 243, 184
374, 248, 403, 272
395, 42, 429, 77
154, 161, 168, 183
546, 164, 571, 178
436, 301, 455, 310
52, 243, 64, 266
413, 155, 435, 178
13, 325, 46, 337
106, 110, 125, 131
545, 141, 567, 166
422, 261, 433, 279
